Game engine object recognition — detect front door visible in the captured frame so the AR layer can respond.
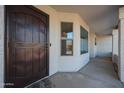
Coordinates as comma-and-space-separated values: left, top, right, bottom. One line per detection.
5, 5, 49, 87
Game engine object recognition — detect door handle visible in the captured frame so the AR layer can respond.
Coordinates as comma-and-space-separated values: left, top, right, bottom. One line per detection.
46, 43, 51, 47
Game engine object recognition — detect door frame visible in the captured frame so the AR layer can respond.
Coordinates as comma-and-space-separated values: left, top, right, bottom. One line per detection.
4, 5, 49, 87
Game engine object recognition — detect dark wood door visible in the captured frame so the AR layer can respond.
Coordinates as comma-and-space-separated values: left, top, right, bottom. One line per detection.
5, 5, 49, 87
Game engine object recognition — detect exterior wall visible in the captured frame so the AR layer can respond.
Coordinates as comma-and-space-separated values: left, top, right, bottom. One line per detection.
0, 5, 90, 87
112, 29, 118, 65
77, 15, 90, 71
58, 12, 90, 72
0, 5, 4, 88
96, 35, 112, 57
90, 32, 97, 58
35, 6, 90, 73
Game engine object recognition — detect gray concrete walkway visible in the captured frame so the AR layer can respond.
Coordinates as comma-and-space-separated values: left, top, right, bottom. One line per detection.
29, 57, 124, 88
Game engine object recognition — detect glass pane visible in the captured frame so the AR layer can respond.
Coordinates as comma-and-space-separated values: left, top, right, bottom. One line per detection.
61, 22, 73, 39
61, 40, 73, 55
80, 26, 88, 54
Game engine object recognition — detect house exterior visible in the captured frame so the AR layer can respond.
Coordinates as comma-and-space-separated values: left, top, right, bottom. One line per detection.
0, 5, 124, 88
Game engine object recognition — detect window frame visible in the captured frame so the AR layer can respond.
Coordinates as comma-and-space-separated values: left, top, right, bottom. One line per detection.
60, 22, 73, 56
80, 26, 88, 55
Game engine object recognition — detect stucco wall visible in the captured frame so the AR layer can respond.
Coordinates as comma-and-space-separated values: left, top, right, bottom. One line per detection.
96, 35, 112, 57
0, 5, 4, 88
112, 29, 118, 64
0, 5, 90, 87
35, 6, 90, 72
57, 12, 90, 72
90, 32, 97, 58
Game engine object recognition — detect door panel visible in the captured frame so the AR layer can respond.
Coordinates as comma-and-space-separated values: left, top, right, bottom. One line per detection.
5, 5, 49, 87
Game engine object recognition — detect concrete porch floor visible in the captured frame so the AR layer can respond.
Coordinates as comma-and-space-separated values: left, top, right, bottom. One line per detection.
29, 57, 124, 88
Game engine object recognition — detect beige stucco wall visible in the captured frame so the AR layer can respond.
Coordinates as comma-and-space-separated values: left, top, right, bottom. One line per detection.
0, 5, 4, 88
0, 5, 90, 87
89, 32, 96, 58
112, 29, 118, 64
96, 35, 112, 57
34, 5, 90, 73
58, 12, 90, 71
34, 6, 90, 72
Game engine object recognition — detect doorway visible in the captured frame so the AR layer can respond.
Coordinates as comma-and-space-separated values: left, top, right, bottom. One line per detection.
5, 5, 49, 87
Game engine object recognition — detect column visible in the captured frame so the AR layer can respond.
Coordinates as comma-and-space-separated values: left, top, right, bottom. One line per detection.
112, 29, 118, 63
119, 7, 124, 82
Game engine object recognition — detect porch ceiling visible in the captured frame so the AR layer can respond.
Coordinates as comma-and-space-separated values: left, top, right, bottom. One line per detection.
51, 5, 123, 35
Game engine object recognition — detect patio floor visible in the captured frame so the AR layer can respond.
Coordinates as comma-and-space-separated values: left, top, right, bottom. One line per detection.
28, 57, 124, 88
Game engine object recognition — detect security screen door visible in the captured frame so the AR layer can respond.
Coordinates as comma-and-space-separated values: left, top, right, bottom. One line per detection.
5, 5, 49, 87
